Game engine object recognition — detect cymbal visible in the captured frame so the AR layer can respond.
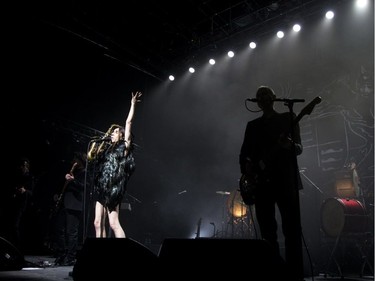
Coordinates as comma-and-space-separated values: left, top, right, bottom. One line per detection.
216, 191, 230, 195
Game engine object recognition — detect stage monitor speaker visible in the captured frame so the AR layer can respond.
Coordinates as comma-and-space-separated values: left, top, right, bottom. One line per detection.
0, 237, 25, 271
72, 238, 158, 280
158, 238, 286, 279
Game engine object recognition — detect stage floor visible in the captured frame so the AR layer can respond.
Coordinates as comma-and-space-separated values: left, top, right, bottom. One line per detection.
0, 255, 373, 281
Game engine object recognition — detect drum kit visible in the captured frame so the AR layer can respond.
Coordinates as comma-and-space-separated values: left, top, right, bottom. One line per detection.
320, 163, 373, 277
215, 189, 254, 239
320, 162, 370, 237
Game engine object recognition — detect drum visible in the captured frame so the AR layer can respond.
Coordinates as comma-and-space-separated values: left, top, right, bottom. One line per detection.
335, 179, 356, 198
334, 168, 359, 198
320, 198, 368, 237
227, 189, 247, 218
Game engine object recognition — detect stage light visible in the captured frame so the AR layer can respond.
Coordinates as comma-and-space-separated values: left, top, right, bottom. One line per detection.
293, 24, 301, 32
325, 11, 334, 19
249, 42, 256, 49
277, 31, 284, 38
356, 0, 368, 8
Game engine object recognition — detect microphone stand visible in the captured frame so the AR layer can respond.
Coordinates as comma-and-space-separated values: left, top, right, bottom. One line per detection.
83, 139, 103, 240
282, 99, 305, 280
126, 192, 142, 204
82, 141, 93, 241
300, 171, 323, 194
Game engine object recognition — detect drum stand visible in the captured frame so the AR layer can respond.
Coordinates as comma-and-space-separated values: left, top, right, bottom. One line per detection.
358, 232, 374, 277
215, 191, 230, 238
226, 202, 253, 239
324, 234, 343, 278
324, 231, 373, 278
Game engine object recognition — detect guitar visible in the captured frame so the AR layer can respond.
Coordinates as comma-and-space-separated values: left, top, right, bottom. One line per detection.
239, 96, 322, 205
51, 162, 78, 216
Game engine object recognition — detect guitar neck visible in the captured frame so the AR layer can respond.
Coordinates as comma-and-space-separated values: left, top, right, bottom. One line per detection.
69, 162, 78, 175
285, 96, 322, 137
54, 163, 78, 208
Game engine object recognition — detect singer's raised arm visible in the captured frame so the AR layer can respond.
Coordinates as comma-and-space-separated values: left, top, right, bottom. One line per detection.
124, 91, 142, 146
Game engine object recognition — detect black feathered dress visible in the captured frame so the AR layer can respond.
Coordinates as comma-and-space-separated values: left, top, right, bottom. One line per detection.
93, 142, 135, 212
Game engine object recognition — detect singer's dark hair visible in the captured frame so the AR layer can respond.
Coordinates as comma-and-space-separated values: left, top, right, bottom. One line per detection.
106, 124, 125, 140
88, 124, 133, 161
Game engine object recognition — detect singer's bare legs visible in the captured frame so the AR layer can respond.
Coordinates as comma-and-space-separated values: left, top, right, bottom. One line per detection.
94, 202, 125, 238
108, 206, 125, 237
94, 203, 106, 237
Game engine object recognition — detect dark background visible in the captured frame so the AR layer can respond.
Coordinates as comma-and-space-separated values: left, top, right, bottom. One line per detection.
1, 0, 373, 272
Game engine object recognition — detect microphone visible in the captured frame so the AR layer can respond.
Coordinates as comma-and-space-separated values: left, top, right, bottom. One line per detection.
273, 98, 305, 103
246, 98, 305, 103
90, 137, 111, 143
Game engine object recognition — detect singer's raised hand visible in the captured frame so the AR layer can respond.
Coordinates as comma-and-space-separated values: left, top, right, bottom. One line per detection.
131, 91, 142, 104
